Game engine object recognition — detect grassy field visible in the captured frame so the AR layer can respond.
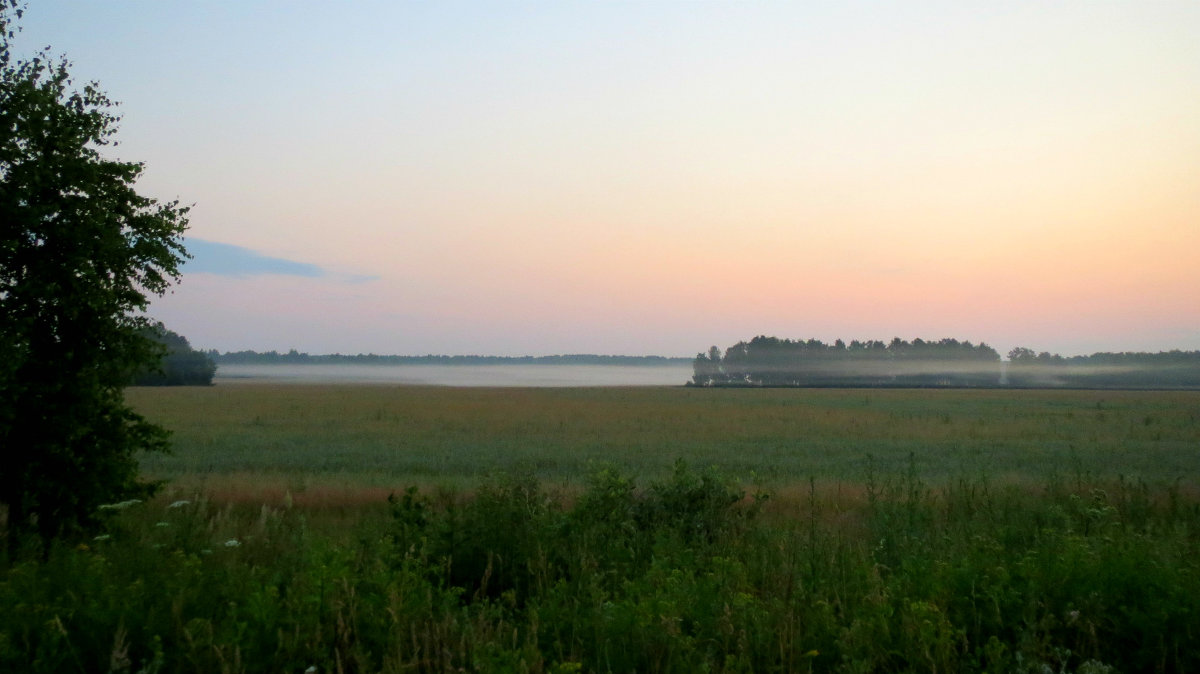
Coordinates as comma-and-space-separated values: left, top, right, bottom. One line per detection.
4, 384, 1199, 673
127, 384, 1200, 499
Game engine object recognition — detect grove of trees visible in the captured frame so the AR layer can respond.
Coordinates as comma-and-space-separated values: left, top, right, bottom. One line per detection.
132, 325, 216, 386
692, 336, 1200, 389
692, 336, 1002, 387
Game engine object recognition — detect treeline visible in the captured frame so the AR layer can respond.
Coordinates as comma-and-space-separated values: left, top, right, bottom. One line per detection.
692, 335, 1200, 389
692, 336, 1002, 387
1006, 347, 1200, 388
211, 350, 691, 367
131, 326, 216, 386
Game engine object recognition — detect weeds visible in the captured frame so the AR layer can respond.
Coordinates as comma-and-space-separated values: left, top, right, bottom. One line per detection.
3, 461, 1199, 673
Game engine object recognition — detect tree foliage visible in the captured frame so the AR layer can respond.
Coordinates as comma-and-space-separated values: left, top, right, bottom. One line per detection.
694, 335, 1002, 387
132, 325, 216, 386
1005, 346, 1200, 388
692, 336, 1200, 389
0, 3, 189, 552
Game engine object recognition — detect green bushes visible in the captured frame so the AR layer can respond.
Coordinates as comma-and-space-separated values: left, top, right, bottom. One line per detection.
387, 462, 749, 605
3, 465, 1200, 673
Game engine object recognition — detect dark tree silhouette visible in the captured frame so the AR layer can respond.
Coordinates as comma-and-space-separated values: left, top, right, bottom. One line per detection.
132, 326, 216, 386
1, 3, 189, 553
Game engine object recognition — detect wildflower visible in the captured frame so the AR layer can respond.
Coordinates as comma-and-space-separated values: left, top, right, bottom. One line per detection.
93, 534, 112, 542
98, 499, 142, 511
305, 667, 317, 674
224, 539, 241, 548
168, 500, 191, 509
155, 521, 170, 528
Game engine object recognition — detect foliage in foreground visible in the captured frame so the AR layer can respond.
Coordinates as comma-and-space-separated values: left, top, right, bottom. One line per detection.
2, 463, 1198, 673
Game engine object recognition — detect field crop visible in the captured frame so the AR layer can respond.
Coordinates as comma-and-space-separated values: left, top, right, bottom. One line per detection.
126, 384, 1200, 498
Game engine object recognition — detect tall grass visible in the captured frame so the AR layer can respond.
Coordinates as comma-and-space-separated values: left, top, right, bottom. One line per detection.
3, 463, 1198, 673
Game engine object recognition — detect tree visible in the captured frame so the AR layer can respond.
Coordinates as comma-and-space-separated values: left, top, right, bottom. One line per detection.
691, 345, 724, 386
132, 325, 217, 386
1, 3, 190, 553
1007, 347, 1036, 364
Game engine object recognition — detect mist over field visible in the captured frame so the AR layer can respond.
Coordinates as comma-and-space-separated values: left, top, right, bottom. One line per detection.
215, 362, 692, 387
189, 339, 1200, 389
688, 335, 1200, 389
204, 358, 1200, 390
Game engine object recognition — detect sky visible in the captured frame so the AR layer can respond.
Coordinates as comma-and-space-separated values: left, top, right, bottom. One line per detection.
13, 1, 1200, 357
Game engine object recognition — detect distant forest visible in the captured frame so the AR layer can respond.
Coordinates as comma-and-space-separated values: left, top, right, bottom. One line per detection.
210, 350, 691, 367
691, 336, 1200, 389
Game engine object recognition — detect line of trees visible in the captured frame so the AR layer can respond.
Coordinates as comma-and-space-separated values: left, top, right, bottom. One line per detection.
1005, 348, 1200, 388
211, 350, 691, 367
693, 336, 1002, 387
692, 336, 1200, 389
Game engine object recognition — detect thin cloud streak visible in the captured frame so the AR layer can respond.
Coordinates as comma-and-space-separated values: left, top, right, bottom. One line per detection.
183, 239, 378, 283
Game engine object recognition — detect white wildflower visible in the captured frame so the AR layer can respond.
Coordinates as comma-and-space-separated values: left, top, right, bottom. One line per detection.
168, 500, 191, 509
98, 499, 142, 511
155, 521, 170, 528
224, 539, 241, 548
93, 534, 111, 542
305, 667, 318, 674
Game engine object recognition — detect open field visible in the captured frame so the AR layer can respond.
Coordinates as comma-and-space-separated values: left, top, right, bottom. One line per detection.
127, 384, 1200, 499
5, 385, 1199, 673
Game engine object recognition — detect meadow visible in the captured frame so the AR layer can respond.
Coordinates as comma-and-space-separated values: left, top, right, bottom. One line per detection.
127, 384, 1200, 498
3, 385, 1199, 673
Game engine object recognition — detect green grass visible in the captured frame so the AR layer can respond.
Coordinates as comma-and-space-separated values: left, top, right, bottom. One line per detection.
3, 463, 1198, 673
3, 385, 1197, 672
127, 385, 1200, 494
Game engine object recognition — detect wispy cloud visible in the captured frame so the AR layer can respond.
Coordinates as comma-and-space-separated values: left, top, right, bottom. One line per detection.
183, 239, 377, 283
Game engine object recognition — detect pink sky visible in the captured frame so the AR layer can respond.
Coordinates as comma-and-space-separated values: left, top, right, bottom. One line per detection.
17, 2, 1200, 357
